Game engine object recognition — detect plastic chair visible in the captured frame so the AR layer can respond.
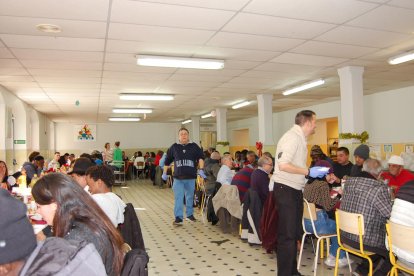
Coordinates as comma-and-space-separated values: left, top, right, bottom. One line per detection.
135, 161, 145, 179
386, 221, 414, 276
298, 199, 338, 276
334, 209, 374, 276
113, 161, 126, 186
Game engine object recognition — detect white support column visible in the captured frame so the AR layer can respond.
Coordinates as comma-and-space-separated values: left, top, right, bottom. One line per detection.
257, 94, 274, 145
337, 66, 365, 134
215, 108, 227, 142
191, 116, 200, 146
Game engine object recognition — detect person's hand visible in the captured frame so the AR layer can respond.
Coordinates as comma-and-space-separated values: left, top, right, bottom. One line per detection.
198, 169, 207, 179
161, 173, 168, 181
308, 166, 329, 178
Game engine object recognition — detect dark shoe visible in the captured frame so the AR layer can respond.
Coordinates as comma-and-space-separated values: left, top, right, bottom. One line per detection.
173, 217, 183, 226
185, 215, 196, 222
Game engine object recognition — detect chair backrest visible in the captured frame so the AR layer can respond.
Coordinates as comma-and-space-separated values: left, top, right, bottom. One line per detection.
136, 162, 144, 169
336, 209, 366, 253
387, 221, 414, 252
303, 199, 317, 221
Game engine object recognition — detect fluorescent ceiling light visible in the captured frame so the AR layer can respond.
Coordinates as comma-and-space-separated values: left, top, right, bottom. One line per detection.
108, 117, 140, 122
119, 93, 174, 101
388, 51, 414, 65
232, 101, 250, 109
283, 79, 325, 96
201, 113, 212, 119
136, 55, 224, 70
112, 108, 153, 114
182, 119, 192, 124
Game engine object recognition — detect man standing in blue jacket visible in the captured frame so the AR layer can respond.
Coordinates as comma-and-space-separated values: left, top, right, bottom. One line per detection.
163, 127, 205, 226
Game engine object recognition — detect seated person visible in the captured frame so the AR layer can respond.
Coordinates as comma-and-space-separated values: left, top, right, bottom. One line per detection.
233, 151, 243, 170
389, 179, 414, 265
47, 152, 61, 171
310, 145, 334, 167
0, 189, 106, 276
350, 144, 370, 177
303, 160, 347, 267
250, 156, 273, 206
231, 161, 257, 202
204, 151, 221, 193
68, 157, 95, 191
332, 147, 353, 186
85, 165, 127, 226
32, 173, 125, 276
217, 154, 235, 185
1, 160, 13, 190
134, 151, 145, 176
381, 155, 414, 194
340, 158, 392, 275
244, 151, 257, 169
22, 154, 44, 185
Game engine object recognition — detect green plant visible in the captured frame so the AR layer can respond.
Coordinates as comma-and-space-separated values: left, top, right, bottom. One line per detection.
216, 141, 230, 146
339, 131, 369, 144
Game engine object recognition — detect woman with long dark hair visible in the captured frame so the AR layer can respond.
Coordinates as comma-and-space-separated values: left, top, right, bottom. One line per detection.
32, 173, 124, 276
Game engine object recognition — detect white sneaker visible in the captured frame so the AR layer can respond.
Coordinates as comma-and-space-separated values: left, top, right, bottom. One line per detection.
338, 257, 353, 268
324, 255, 336, 267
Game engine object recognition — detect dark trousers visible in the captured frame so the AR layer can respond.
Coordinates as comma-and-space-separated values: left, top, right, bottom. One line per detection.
274, 182, 303, 276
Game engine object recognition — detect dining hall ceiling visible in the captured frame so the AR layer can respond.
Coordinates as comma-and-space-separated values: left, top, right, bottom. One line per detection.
1, 0, 414, 123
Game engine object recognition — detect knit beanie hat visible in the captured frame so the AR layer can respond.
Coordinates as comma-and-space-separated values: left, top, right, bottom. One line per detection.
0, 189, 37, 265
354, 144, 370, 160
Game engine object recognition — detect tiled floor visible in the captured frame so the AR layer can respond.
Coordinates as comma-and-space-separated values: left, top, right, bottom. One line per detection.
115, 179, 356, 276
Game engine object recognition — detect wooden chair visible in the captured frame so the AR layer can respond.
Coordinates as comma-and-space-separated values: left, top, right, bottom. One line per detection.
334, 209, 375, 275
386, 221, 414, 276
298, 199, 338, 276
135, 161, 145, 179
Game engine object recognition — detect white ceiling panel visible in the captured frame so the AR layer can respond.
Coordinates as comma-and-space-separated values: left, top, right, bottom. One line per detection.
0, 48, 13, 58
223, 60, 262, 70
0, 16, 107, 38
108, 23, 214, 44
0, 76, 34, 82
102, 71, 171, 81
223, 13, 335, 39
104, 62, 176, 73
129, 0, 249, 11
20, 60, 103, 70
0, 34, 105, 51
271, 53, 348, 66
290, 41, 379, 59
38, 82, 101, 89
106, 40, 198, 55
193, 46, 279, 62
111, 1, 234, 30
168, 74, 233, 82
388, 0, 414, 9
175, 68, 246, 77
0, 67, 29, 76
0, 58, 22, 67
207, 32, 304, 51
243, 0, 378, 24
33, 77, 101, 83
0, 0, 109, 21
11, 49, 103, 62
347, 5, 414, 33
315, 26, 411, 48
27, 69, 102, 78
254, 62, 324, 74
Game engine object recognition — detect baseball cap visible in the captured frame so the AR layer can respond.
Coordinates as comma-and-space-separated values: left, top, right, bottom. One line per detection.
68, 157, 94, 175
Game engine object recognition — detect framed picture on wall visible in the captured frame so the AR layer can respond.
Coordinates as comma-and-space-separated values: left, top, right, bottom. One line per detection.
383, 144, 393, 153
74, 124, 96, 141
405, 145, 414, 153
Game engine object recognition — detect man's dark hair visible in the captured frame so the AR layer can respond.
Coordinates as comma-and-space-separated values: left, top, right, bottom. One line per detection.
55, 151, 60, 155
115, 141, 120, 147
28, 151, 40, 162
137, 151, 143, 157
178, 127, 189, 134
295, 110, 316, 126
337, 147, 349, 155
85, 165, 115, 188
34, 155, 44, 161
80, 153, 94, 163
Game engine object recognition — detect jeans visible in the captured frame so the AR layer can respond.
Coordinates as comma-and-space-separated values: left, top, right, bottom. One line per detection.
304, 210, 345, 258
172, 178, 196, 219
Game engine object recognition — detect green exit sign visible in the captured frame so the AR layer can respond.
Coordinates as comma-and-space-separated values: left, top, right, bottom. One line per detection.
14, 140, 26, 144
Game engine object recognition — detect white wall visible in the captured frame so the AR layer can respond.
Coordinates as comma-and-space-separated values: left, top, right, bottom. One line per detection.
228, 85, 414, 147
55, 122, 180, 153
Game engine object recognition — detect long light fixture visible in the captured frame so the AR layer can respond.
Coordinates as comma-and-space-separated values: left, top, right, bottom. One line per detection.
108, 117, 140, 122
119, 93, 174, 101
182, 119, 192, 124
201, 113, 212, 119
136, 55, 224, 70
232, 101, 250, 109
112, 108, 153, 114
283, 79, 325, 96
388, 51, 414, 65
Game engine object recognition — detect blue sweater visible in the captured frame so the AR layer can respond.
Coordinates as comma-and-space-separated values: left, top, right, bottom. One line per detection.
165, 143, 203, 179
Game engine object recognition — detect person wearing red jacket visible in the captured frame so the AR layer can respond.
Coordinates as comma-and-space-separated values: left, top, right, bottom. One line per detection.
382, 155, 414, 194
